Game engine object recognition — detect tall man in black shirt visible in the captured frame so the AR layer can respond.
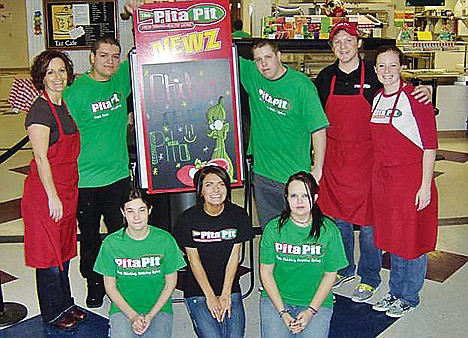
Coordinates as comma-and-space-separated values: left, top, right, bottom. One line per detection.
315, 22, 431, 304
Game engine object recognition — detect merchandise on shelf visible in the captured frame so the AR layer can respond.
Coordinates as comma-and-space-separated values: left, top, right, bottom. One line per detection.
437, 24, 455, 41
261, 15, 383, 40
398, 41, 457, 51
398, 24, 414, 43
322, 0, 347, 17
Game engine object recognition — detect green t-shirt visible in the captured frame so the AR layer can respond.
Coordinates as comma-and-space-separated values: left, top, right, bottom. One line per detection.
260, 217, 347, 308
94, 226, 186, 315
63, 60, 131, 188
239, 58, 329, 183
232, 30, 251, 39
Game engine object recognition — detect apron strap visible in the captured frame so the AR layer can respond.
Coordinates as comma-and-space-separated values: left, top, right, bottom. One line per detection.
389, 81, 405, 124
329, 61, 366, 96
371, 81, 405, 124
330, 74, 337, 94
359, 61, 365, 95
43, 90, 65, 138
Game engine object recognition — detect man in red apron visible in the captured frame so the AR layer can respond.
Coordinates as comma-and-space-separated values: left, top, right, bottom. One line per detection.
315, 22, 432, 303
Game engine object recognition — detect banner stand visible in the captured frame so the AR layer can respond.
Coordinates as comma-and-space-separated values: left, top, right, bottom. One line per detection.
0, 283, 27, 327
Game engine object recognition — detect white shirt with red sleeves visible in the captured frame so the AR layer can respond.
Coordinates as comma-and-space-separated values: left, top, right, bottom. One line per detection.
371, 87, 438, 150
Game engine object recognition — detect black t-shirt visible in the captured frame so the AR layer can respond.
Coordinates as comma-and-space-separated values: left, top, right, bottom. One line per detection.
25, 97, 77, 146
314, 59, 382, 108
174, 203, 254, 298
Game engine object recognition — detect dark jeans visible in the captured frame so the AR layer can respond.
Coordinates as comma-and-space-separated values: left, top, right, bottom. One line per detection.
252, 173, 285, 229
36, 261, 74, 323
77, 177, 130, 282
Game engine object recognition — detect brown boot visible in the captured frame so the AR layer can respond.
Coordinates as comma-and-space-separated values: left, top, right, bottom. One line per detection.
53, 312, 77, 330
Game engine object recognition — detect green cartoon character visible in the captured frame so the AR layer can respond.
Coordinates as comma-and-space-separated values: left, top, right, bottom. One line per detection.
206, 96, 234, 180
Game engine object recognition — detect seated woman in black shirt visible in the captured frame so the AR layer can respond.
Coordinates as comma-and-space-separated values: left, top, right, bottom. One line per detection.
174, 166, 254, 338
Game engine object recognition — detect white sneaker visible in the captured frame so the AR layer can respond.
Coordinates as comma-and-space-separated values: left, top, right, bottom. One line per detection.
372, 293, 398, 312
385, 299, 416, 318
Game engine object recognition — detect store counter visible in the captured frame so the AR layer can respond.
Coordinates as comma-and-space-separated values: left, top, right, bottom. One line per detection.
402, 69, 460, 85
403, 70, 467, 131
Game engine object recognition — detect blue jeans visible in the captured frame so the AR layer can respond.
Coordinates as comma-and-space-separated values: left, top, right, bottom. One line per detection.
389, 253, 427, 307
185, 293, 245, 338
252, 173, 285, 228
335, 219, 382, 287
36, 261, 74, 323
109, 311, 173, 338
260, 297, 332, 338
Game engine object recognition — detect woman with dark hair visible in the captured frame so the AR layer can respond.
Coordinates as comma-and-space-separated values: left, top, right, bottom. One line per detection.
94, 189, 186, 337
259, 171, 347, 338
174, 166, 254, 338
370, 45, 438, 318
21, 50, 85, 329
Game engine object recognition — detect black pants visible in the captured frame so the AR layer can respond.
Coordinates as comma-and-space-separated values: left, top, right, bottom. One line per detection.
77, 177, 130, 282
36, 261, 74, 323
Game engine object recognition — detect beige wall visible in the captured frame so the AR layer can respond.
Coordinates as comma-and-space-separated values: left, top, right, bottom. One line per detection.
0, 0, 29, 68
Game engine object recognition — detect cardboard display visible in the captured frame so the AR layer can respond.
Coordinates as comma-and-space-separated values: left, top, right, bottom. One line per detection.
131, 0, 243, 193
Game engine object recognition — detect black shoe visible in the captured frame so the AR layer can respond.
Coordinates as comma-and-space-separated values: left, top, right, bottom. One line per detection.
86, 281, 104, 308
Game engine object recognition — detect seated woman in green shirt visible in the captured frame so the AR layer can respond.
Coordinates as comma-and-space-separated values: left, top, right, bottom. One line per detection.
259, 172, 347, 338
94, 189, 186, 337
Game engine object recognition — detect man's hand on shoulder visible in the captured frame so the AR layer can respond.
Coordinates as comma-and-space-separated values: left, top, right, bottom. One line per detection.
411, 85, 433, 105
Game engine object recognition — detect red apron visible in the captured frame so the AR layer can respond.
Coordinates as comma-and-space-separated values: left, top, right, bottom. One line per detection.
318, 62, 373, 226
370, 84, 437, 259
22, 92, 80, 269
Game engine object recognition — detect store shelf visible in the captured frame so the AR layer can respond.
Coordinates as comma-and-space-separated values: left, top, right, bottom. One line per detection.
261, 14, 385, 40
234, 38, 395, 79
399, 41, 458, 52
398, 42, 468, 79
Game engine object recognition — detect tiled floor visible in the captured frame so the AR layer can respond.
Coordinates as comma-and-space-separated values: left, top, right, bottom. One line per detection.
1, 76, 467, 337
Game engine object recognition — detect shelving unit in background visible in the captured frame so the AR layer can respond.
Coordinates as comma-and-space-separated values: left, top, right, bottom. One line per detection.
399, 41, 468, 74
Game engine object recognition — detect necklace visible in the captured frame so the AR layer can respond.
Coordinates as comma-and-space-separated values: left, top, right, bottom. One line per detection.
290, 214, 311, 226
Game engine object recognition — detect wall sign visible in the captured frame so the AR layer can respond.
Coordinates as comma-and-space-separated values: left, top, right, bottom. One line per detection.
131, 0, 244, 193
43, 0, 117, 49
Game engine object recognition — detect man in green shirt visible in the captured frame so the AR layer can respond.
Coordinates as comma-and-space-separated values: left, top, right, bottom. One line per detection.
63, 36, 131, 308
239, 40, 328, 228
232, 19, 251, 39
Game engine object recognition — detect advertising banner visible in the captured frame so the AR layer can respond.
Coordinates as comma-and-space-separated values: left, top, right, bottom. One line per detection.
132, 0, 243, 193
